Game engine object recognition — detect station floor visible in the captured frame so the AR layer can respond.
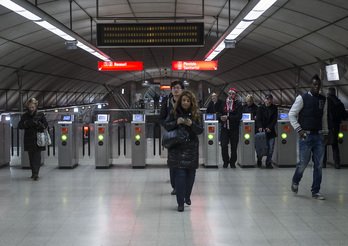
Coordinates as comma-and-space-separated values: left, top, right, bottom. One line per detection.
0, 162, 348, 246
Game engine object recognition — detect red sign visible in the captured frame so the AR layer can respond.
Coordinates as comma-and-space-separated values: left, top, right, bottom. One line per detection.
98, 61, 143, 71
172, 61, 217, 70
160, 86, 171, 90
98, 127, 105, 134
135, 127, 142, 134
62, 128, 68, 134
245, 126, 251, 133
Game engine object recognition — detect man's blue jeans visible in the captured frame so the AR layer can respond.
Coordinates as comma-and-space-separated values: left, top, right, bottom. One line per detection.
292, 134, 324, 194
266, 136, 275, 164
257, 136, 275, 164
175, 168, 196, 206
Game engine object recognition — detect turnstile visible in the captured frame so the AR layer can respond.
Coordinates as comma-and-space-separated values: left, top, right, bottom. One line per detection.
203, 114, 219, 167
95, 120, 111, 168
0, 121, 10, 168
338, 120, 348, 166
274, 120, 297, 167
237, 120, 255, 167
131, 114, 146, 168
57, 115, 78, 168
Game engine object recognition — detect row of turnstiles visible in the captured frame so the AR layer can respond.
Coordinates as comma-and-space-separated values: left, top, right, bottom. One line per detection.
1, 113, 348, 168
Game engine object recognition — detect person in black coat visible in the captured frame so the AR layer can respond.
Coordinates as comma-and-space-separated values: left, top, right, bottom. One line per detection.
323, 87, 348, 169
217, 88, 243, 168
243, 94, 258, 120
206, 92, 223, 141
163, 90, 203, 212
255, 94, 278, 168
18, 98, 48, 180
159, 81, 185, 195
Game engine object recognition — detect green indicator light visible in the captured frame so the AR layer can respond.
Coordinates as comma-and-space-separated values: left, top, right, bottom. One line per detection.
244, 133, 250, 139
282, 133, 287, 139
338, 132, 344, 138
98, 135, 104, 141
208, 134, 214, 140
135, 134, 141, 140
61, 135, 67, 140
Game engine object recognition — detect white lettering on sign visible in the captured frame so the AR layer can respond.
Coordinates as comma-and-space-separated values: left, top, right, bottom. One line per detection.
114, 62, 127, 66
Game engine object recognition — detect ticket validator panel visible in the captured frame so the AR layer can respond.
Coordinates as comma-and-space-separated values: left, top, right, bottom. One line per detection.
237, 116, 255, 168
275, 113, 297, 167
95, 114, 111, 168
131, 114, 146, 168
57, 115, 78, 168
203, 114, 219, 167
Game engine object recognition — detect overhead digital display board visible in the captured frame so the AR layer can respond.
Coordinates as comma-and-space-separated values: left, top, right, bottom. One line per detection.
172, 61, 218, 70
97, 23, 204, 47
98, 61, 143, 71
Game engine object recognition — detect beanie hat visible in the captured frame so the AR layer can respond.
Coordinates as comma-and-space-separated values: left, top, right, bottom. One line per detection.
228, 88, 237, 94
310, 74, 321, 84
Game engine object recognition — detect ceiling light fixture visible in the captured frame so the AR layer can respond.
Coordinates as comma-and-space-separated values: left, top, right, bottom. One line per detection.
0, 0, 111, 61
205, 0, 277, 61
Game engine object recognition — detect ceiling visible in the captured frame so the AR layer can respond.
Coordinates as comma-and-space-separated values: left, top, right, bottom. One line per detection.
0, 0, 348, 112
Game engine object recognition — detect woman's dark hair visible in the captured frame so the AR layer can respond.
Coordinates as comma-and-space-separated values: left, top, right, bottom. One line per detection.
174, 90, 200, 122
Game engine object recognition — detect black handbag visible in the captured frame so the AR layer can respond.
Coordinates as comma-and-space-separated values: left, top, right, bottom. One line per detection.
326, 129, 338, 145
162, 124, 190, 149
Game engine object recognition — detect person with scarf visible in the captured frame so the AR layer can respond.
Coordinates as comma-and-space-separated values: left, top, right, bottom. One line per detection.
218, 88, 243, 168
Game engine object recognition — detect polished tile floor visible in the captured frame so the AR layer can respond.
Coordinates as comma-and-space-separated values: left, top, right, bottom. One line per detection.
0, 163, 347, 246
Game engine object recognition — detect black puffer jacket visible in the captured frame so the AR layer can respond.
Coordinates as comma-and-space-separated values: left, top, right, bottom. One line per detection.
18, 110, 48, 152
163, 108, 203, 169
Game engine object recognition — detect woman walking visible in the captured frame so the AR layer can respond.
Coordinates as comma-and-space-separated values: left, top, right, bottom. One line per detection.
163, 91, 203, 212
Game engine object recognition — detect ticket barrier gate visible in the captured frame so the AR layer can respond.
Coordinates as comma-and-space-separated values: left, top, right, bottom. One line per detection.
19, 129, 45, 169
131, 114, 146, 168
95, 115, 111, 168
203, 114, 219, 167
57, 115, 78, 168
274, 120, 297, 167
237, 119, 255, 168
338, 120, 348, 166
0, 121, 10, 168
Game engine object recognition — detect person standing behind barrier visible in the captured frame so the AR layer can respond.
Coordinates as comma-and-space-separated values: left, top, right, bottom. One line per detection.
218, 88, 243, 168
289, 75, 328, 200
243, 94, 258, 121
206, 92, 223, 142
163, 91, 203, 212
18, 98, 48, 181
153, 93, 160, 112
323, 87, 348, 169
255, 94, 278, 168
159, 81, 185, 195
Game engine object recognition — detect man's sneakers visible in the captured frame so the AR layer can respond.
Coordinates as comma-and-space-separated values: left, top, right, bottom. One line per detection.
312, 193, 325, 200
291, 182, 299, 194
291, 182, 325, 200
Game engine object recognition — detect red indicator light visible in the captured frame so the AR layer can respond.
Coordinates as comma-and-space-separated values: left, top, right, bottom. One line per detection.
172, 61, 218, 70
98, 61, 143, 71
84, 126, 89, 131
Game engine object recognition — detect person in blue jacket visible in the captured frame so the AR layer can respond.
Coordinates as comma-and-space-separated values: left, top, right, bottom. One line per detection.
163, 90, 203, 212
